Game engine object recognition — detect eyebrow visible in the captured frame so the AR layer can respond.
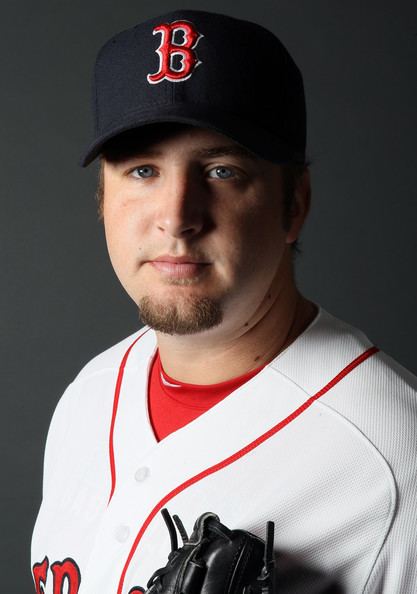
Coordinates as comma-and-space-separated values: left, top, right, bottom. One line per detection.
193, 145, 259, 160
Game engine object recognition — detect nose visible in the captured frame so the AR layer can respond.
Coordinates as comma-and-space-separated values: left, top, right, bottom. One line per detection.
155, 167, 206, 239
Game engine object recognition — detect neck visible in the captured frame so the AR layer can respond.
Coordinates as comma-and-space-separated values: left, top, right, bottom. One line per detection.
154, 255, 318, 385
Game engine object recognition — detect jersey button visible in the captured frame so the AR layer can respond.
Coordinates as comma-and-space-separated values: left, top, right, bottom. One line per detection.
115, 525, 130, 543
135, 466, 150, 482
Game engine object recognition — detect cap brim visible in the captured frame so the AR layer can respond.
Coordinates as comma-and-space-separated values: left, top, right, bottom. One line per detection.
79, 105, 304, 167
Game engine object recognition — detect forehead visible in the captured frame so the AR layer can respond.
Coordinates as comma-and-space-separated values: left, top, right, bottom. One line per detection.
100, 122, 262, 164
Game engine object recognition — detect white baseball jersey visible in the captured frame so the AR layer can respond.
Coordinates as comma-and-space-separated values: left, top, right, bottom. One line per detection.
31, 304, 417, 594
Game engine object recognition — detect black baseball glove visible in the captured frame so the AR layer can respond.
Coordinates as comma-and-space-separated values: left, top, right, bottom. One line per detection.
129, 508, 275, 594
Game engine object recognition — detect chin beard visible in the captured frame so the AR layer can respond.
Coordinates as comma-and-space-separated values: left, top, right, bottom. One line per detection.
137, 294, 223, 335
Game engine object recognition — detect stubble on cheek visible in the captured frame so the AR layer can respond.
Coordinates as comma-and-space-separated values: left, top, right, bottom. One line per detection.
137, 293, 224, 336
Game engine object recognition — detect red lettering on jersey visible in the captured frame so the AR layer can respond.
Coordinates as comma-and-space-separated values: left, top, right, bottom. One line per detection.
33, 556, 49, 594
50, 558, 81, 594
147, 20, 203, 84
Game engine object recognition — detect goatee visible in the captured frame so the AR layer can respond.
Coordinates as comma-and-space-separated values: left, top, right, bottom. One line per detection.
137, 295, 223, 335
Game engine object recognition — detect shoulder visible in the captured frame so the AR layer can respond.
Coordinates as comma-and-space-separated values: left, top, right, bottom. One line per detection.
72, 325, 154, 383
272, 304, 417, 460
314, 307, 417, 405
311, 307, 417, 474
279, 304, 417, 396
45, 324, 155, 445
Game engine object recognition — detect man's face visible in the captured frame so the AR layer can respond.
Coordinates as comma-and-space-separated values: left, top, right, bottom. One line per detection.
102, 124, 306, 336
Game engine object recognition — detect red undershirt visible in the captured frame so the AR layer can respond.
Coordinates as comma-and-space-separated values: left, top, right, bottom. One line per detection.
148, 349, 268, 441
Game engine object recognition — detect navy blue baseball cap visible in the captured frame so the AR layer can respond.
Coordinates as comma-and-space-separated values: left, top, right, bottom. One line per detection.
79, 9, 306, 167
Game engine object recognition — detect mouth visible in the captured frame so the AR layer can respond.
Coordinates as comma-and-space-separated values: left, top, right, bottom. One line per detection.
149, 260, 210, 279
151, 254, 210, 264
146, 253, 211, 279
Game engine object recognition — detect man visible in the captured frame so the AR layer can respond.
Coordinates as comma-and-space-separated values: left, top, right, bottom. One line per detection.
31, 9, 417, 594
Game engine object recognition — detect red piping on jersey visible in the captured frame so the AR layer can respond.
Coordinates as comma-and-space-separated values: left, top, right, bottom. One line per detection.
114, 342, 379, 594
107, 328, 151, 504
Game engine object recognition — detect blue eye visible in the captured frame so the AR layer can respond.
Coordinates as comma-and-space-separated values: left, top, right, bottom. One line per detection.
131, 165, 154, 178
208, 166, 235, 179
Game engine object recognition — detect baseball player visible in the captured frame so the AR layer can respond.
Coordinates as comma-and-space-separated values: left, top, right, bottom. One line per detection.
31, 9, 417, 594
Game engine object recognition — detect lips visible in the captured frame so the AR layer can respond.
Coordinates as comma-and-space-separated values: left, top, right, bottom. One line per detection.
149, 255, 210, 278
152, 254, 202, 264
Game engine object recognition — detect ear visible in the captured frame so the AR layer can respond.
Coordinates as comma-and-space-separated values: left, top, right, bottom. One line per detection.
285, 168, 311, 245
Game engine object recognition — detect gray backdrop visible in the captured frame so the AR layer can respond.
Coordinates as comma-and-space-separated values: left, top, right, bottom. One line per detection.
1, 0, 416, 591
